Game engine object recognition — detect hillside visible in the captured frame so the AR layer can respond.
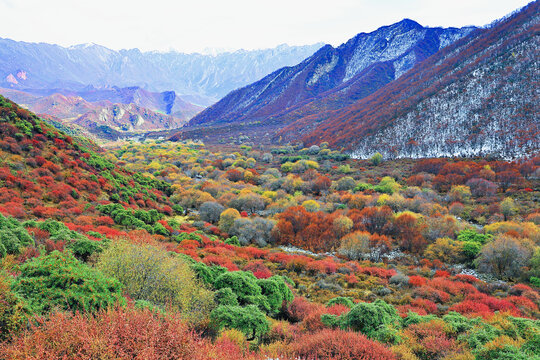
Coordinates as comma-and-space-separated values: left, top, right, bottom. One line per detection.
0, 41, 322, 101
0, 88, 196, 139
0, 94, 175, 234
280, 2, 539, 159
180, 20, 474, 142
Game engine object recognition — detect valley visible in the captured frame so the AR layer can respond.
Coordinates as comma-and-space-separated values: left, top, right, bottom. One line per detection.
0, 1, 538, 359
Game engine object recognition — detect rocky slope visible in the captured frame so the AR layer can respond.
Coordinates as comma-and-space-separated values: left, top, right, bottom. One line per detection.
183, 20, 474, 139
283, 1, 539, 159
0, 88, 189, 139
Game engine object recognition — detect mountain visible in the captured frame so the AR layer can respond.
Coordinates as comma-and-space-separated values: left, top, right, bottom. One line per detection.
180, 20, 474, 142
0, 87, 200, 139
279, 1, 539, 159
6, 86, 204, 119
0, 41, 322, 102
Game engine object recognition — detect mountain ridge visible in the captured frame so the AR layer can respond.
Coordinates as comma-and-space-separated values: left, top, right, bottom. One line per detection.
181, 19, 475, 141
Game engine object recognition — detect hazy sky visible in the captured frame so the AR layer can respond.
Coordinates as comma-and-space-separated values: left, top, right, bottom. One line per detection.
0, 0, 531, 53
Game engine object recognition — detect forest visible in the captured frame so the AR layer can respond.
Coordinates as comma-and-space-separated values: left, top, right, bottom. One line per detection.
0, 94, 538, 359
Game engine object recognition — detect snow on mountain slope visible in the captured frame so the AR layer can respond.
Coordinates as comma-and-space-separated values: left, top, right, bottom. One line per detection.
184, 19, 474, 135
288, 2, 539, 159
0, 41, 322, 101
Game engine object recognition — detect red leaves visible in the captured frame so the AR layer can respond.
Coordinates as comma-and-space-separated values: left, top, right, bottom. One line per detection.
290, 329, 396, 360
358, 267, 396, 279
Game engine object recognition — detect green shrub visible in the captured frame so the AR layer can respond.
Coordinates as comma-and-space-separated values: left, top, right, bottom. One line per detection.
257, 275, 294, 315
14, 251, 124, 314
214, 271, 263, 307
215, 288, 239, 306
327, 297, 354, 308
339, 299, 400, 338
211, 305, 269, 340
0, 214, 34, 257
374, 177, 400, 194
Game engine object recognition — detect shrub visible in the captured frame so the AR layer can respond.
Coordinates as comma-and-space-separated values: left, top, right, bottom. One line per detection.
200, 201, 225, 223
476, 235, 534, 279
327, 297, 354, 308
257, 276, 294, 315
0, 307, 206, 360
211, 305, 270, 341
214, 271, 264, 308
0, 214, 34, 257
14, 251, 124, 314
97, 241, 214, 324
339, 300, 400, 339
0, 272, 28, 341
289, 328, 396, 360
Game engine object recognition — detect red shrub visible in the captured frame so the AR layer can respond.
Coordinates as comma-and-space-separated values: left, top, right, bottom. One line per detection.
202, 255, 239, 271
0, 308, 206, 360
290, 329, 396, 360
358, 267, 396, 279
408, 275, 428, 287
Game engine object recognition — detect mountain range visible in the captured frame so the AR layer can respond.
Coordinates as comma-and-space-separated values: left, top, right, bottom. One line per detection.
0, 41, 322, 103
0, 87, 199, 139
280, 1, 539, 159
177, 2, 538, 159
179, 20, 475, 142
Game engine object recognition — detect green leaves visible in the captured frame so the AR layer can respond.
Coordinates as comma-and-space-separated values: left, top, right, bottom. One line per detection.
210, 305, 269, 340
13, 251, 124, 314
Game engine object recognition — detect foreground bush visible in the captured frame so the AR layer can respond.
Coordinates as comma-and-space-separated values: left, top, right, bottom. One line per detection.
97, 241, 214, 324
13, 251, 124, 314
0, 308, 205, 360
290, 328, 396, 360
0, 272, 28, 341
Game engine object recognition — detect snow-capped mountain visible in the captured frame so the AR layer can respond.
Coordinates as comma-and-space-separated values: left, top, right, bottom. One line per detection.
0, 41, 322, 102
184, 20, 474, 134
280, 1, 539, 159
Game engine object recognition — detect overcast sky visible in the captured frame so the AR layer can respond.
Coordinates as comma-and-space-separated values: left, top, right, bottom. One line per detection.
0, 0, 531, 53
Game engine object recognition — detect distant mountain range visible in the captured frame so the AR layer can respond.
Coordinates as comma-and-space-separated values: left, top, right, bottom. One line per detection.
0, 41, 322, 103
280, 1, 539, 159
180, 19, 475, 142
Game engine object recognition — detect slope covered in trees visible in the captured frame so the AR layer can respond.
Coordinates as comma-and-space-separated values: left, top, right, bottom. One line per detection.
279, 1, 539, 159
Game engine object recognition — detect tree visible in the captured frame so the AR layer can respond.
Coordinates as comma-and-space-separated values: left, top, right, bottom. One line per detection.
338, 231, 370, 260
211, 305, 269, 341
424, 237, 465, 264
370, 152, 383, 165
14, 251, 124, 314
500, 197, 518, 221
97, 241, 214, 324
476, 235, 534, 279
199, 201, 225, 223
219, 208, 241, 233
